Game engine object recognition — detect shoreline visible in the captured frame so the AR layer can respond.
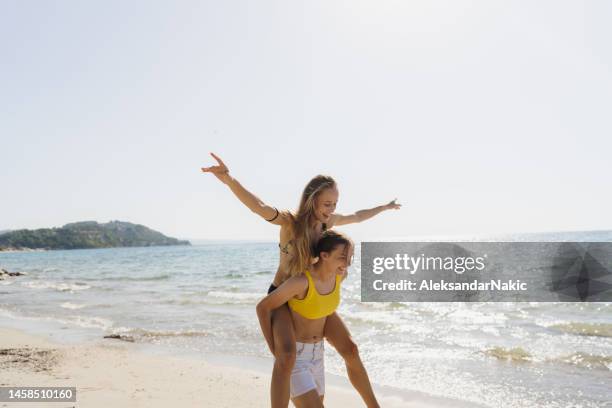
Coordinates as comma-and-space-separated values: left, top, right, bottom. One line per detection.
0, 248, 48, 253
0, 315, 483, 407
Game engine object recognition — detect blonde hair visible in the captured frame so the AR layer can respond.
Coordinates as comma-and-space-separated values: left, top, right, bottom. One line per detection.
286, 175, 337, 277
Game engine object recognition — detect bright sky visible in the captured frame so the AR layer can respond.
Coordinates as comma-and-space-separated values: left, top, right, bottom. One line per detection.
1, 1, 611, 241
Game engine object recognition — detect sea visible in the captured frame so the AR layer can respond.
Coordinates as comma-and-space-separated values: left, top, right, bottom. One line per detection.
1, 231, 611, 407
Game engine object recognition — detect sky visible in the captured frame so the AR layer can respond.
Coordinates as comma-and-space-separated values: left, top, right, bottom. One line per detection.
1, 1, 611, 241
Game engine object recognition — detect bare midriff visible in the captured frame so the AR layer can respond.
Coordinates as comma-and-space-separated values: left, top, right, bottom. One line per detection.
290, 309, 327, 343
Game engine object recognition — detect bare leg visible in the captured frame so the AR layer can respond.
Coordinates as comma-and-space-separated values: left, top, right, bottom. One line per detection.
324, 312, 380, 408
271, 304, 297, 408
291, 389, 324, 408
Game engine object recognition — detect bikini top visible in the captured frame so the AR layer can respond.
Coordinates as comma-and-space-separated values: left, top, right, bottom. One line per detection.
288, 270, 341, 320
278, 223, 327, 255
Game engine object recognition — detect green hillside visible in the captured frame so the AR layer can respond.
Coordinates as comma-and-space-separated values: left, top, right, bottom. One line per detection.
0, 221, 190, 250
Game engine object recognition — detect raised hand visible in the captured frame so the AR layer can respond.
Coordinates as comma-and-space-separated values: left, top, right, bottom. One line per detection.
385, 198, 402, 210
201, 152, 230, 183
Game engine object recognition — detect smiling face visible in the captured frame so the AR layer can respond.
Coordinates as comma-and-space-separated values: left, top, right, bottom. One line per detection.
320, 243, 351, 275
313, 187, 339, 224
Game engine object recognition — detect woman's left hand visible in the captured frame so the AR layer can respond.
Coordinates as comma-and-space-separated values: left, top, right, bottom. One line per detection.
385, 199, 402, 210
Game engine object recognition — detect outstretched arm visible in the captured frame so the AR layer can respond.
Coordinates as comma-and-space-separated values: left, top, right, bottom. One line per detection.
330, 199, 401, 227
201, 152, 289, 225
256, 276, 307, 354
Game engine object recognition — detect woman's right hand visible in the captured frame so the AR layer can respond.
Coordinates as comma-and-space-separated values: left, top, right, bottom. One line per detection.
201, 152, 231, 183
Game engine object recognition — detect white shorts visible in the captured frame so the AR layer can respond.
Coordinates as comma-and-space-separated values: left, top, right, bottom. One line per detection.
289, 341, 325, 398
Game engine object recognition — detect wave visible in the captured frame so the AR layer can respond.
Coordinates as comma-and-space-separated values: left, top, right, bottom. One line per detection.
207, 291, 261, 302
76, 274, 171, 282
60, 302, 87, 310
484, 347, 532, 362
554, 352, 612, 371
359, 301, 409, 310
162, 299, 213, 306
483, 347, 612, 371
64, 315, 114, 330
342, 311, 408, 328
158, 290, 264, 306
110, 327, 209, 340
549, 322, 612, 338
21, 281, 91, 292
253, 270, 272, 275
0, 309, 114, 331
105, 274, 171, 282
221, 271, 271, 278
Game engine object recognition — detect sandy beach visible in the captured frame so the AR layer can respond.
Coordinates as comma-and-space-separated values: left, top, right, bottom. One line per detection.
0, 326, 484, 408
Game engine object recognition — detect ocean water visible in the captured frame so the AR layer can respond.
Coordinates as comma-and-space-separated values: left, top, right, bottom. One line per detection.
1, 232, 611, 407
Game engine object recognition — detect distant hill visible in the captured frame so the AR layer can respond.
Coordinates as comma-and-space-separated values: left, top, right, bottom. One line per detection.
0, 229, 11, 236
0, 221, 190, 251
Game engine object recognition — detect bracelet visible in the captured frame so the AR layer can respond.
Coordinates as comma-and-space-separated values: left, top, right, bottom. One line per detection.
265, 207, 280, 222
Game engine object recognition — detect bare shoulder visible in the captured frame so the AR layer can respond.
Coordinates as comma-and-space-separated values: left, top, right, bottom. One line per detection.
286, 274, 308, 290
288, 274, 309, 299
273, 209, 294, 227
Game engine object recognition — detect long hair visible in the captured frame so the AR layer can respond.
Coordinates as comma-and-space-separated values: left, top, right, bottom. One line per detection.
286, 175, 337, 276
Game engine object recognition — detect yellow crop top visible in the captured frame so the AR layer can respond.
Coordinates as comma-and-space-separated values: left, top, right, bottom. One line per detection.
288, 270, 341, 320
